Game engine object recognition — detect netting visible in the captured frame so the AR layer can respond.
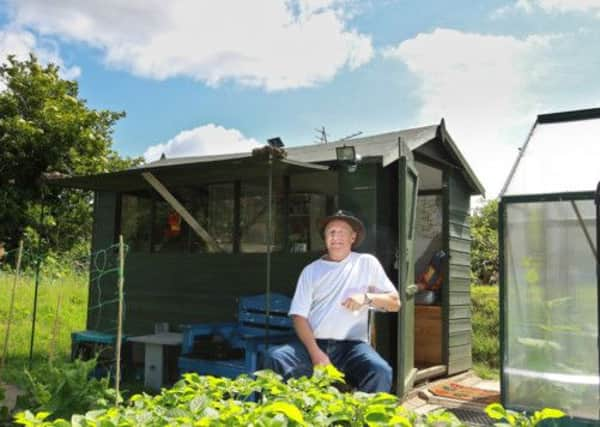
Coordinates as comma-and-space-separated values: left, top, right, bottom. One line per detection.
0, 240, 127, 388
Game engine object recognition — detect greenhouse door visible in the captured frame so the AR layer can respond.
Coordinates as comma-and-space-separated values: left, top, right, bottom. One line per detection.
396, 139, 419, 397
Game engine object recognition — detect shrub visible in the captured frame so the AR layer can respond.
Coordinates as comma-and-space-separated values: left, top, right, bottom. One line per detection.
472, 284, 500, 371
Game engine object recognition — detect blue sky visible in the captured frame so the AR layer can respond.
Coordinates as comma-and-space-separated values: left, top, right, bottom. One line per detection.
1, 0, 599, 199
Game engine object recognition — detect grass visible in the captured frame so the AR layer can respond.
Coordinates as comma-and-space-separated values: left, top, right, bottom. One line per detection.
471, 284, 499, 380
0, 269, 88, 386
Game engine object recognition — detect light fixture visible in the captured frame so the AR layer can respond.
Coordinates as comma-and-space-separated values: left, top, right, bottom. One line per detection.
335, 145, 359, 172
267, 137, 284, 148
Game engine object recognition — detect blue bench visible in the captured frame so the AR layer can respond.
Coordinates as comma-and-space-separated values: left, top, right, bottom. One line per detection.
178, 293, 295, 378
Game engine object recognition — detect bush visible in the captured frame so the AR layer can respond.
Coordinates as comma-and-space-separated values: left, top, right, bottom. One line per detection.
472, 285, 500, 373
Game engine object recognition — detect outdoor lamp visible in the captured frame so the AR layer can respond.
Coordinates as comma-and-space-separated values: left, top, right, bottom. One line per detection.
336, 145, 359, 172
267, 137, 284, 148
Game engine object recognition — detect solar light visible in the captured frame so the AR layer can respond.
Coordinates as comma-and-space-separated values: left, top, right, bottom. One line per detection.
267, 137, 284, 148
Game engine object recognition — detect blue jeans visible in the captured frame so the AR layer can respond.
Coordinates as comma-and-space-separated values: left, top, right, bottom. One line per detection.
264, 339, 393, 393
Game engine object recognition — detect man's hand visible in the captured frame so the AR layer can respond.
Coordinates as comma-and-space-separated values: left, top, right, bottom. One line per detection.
310, 348, 331, 366
341, 293, 368, 312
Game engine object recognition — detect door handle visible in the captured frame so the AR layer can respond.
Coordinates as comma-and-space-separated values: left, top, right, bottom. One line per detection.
406, 284, 418, 297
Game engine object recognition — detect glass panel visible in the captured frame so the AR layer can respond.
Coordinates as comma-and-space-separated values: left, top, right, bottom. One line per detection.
120, 194, 152, 252
205, 183, 234, 253
152, 198, 190, 253
504, 200, 598, 420
288, 193, 328, 252
288, 171, 338, 253
505, 118, 600, 195
406, 169, 418, 240
240, 179, 284, 253
414, 194, 443, 278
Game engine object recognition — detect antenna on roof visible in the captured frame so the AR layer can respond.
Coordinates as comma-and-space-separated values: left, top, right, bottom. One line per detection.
338, 131, 363, 142
314, 126, 328, 144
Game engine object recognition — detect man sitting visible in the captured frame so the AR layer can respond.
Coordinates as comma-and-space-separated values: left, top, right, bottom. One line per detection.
265, 210, 400, 393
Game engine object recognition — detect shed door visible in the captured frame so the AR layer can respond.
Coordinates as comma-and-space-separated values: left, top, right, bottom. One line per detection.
396, 139, 419, 397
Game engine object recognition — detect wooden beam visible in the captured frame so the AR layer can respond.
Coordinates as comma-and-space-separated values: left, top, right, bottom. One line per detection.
141, 172, 222, 252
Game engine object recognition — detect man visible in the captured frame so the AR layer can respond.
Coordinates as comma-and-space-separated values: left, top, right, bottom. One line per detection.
265, 210, 401, 393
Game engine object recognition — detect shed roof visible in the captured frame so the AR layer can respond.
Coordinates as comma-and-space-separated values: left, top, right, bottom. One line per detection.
501, 107, 600, 197
48, 120, 484, 195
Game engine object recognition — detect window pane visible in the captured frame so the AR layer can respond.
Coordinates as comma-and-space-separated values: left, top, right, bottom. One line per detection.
152, 198, 190, 253
120, 194, 152, 252
288, 193, 328, 252
288, 171, 337, 253
240, 180, 284, 253
200, 183, 234, 253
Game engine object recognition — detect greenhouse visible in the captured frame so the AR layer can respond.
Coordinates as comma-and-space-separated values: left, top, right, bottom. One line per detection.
499, 107, 600, 423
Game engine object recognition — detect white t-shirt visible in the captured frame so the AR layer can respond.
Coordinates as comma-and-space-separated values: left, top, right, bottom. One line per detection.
289, 252, 397, 342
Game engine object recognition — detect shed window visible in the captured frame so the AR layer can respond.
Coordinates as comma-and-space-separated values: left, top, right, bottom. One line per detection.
240, 179, 284, 253
192, 183, 234, 253
288, 171, 337, 253
120, 194, 152, 252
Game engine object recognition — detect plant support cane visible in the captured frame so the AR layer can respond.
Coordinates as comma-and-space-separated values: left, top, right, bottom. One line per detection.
115, 235, 125, 404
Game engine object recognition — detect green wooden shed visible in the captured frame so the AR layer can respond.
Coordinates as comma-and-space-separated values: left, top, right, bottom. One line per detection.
54, 119, 484, 397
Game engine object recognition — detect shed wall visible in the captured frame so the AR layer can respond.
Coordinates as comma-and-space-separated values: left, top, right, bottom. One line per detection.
445, 172, 473, 374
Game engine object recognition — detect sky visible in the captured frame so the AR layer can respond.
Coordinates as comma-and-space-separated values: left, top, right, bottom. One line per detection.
1, 0, 599, 200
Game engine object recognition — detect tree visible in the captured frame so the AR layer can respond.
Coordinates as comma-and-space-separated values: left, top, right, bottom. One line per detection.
470, 199, 499, 284
0, 54, 141, 255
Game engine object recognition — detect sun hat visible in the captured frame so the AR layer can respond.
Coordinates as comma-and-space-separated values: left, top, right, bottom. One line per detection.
318, 210, 366, 248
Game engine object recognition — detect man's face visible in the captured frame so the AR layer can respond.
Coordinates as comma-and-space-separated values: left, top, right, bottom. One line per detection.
324, 219, 356, 260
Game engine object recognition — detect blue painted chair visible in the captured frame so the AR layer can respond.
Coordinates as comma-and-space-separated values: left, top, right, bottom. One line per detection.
178, 293, 295, 378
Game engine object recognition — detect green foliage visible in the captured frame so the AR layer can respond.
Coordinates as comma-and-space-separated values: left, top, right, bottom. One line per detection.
14, 358, 115, 421
0, 54, 141, 257
471, 285, 499, 376
13, 365, 467, 426
486, 403, 565, 426
0, 269, 88, 385
470, 199, 498, 284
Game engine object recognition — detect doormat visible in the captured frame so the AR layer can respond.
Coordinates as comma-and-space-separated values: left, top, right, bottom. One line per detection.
429, 382, 499, 405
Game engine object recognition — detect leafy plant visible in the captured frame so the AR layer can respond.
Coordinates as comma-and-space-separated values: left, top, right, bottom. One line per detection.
13, 365, 468, 426
486, 403, 565, 426
14, 358, 116, 421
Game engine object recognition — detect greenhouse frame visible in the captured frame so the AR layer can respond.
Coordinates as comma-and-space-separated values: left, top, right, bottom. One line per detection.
499, 107, 600, 424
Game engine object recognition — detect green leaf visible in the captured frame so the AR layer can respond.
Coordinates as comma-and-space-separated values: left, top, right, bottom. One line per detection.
261, 402, 305, 425
486, 403, 507, 420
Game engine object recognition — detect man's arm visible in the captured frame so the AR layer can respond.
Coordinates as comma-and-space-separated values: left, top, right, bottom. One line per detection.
292, 315, 331, 366
341, 292, 401, 312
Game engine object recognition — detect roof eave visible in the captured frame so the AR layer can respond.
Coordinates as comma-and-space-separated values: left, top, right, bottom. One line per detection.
438, 119, 486, 196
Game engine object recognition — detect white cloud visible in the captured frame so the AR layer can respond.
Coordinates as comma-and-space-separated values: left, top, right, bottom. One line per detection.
144, 124, 263, 162
0, 28, 80, 89
384, 28, 559, 198
6, 0, 373, 91
535, 0, 600, 13
494, 0, 600, 17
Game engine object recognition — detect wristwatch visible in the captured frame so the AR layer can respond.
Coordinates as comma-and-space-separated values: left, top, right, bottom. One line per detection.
364, 293, 373, 307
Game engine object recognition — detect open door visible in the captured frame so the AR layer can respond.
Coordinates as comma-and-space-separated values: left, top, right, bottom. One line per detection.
396, 138, 419, 397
